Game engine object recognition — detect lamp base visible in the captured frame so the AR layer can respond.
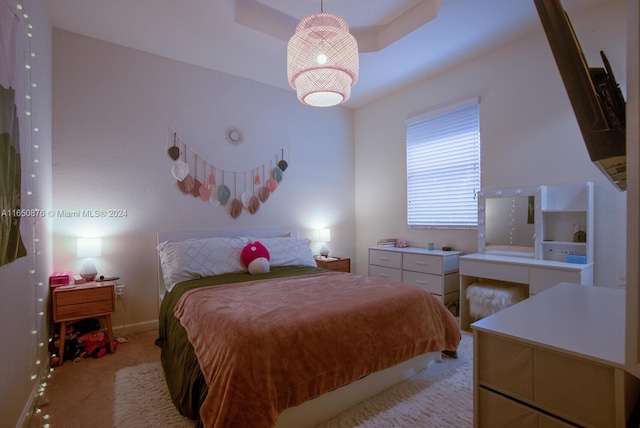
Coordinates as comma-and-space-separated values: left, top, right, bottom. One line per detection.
80, 260, 97, 282
80, 273, 97, 282
319, 244, 329, 258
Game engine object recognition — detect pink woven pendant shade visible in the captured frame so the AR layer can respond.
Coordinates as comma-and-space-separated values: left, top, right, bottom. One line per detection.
287, 13, 358, 107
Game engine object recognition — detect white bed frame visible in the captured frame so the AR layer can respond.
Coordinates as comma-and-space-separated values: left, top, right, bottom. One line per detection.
156, 228, 441, 428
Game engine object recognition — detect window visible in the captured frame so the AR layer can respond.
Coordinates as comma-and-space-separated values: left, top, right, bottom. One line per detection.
405, 98, 481, 228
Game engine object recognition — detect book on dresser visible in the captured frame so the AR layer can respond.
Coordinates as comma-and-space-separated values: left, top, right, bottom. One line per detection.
376, 238, 398, 247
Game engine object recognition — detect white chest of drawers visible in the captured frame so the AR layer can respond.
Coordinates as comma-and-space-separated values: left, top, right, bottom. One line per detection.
368, 247, 462, 307
472, 283, 639, 428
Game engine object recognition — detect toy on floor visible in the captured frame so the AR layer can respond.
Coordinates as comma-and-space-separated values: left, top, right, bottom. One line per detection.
76, 330, 115, 359
49, 318, 117, 366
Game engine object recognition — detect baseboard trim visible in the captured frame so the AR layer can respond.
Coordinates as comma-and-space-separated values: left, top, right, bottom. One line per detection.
19, 365, 50, 428
18, 382, 37, 428
113, 319, 158, 336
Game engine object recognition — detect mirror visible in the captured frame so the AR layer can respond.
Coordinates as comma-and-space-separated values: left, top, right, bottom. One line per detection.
477, 187, 538, 258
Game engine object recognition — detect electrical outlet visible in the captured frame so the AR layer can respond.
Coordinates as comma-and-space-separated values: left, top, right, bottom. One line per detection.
116, 284, 126, 298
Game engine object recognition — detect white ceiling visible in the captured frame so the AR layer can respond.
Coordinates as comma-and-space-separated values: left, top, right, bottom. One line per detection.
43, 0, 608, 108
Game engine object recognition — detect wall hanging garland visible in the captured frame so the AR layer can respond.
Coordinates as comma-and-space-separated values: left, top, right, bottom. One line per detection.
165, 125, 289, 219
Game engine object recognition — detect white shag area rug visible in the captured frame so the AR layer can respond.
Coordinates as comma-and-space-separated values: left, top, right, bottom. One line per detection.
316, 331, 473, 428
113, 361, 194, 428
113, 332, 472, 428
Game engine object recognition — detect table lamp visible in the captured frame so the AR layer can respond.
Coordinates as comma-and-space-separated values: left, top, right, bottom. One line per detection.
318, 228, 331, 258
77, 238, 101, 281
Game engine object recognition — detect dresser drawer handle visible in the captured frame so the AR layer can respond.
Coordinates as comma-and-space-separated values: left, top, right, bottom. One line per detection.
415, 261, 427, 265
379, 274, 389, 278
416, 280, 427, 284
379, 257, 390, 261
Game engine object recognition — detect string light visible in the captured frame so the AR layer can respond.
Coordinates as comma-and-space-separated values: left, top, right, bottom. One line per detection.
11, 2, 52, 426
508, 198, 516, 245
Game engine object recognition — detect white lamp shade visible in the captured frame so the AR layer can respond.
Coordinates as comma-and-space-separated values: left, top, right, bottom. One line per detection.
318, 228, 331, 243
77, 238, 102, 258
287, 13, 358, 107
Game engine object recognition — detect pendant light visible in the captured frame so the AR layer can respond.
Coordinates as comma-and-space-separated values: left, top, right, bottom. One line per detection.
287, 1, 359, 107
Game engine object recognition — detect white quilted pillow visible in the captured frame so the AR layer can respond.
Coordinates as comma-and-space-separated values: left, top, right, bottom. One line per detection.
252, 237, 316, 267
157, 237, 246, 291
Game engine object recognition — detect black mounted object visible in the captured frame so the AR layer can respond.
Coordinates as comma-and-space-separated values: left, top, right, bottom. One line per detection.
534, 0, 627, 191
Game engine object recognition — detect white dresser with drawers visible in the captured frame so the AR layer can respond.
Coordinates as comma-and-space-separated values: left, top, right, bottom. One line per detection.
368, 246, 462, 309
472, 283, 639, 428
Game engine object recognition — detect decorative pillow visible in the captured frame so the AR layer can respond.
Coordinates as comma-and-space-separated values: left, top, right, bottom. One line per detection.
157, 237, 246, 291
250, 237, 316, 267
241, 241, 271, 275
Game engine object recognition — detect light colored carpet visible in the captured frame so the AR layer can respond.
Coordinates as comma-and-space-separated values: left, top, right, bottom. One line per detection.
113, 332, 472, 428
316, 331, 473, 427
114, 361, 194, 428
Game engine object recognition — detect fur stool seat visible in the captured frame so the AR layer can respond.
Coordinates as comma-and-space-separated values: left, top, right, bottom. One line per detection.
466, 282, 526, 322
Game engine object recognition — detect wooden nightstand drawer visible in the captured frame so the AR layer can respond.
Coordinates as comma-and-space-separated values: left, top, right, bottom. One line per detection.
328, 259, 350, 271
55, 286, 113, 306
55, 299, 115, 321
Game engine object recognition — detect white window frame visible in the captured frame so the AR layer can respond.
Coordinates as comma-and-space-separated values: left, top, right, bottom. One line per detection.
405, 97, 481, 229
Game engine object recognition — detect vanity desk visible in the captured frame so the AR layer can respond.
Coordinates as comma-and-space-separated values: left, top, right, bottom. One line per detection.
464, 182, 639, 426
461, 182, 594, 329
459, 253, 593, 329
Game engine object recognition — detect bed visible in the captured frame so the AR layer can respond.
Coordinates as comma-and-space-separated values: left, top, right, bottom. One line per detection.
156, 229, 460, 428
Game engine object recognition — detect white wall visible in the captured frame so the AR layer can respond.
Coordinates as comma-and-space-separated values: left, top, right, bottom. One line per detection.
354, 0, 627, 288
51, 30, 356, 331
0, 0, 53, 426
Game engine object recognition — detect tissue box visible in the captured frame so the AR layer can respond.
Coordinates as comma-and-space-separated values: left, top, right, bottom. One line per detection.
49, 271, 72, 287
565, 254, 587, 264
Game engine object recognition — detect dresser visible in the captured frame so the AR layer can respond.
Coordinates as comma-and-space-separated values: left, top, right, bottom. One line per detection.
472, 283, 639, 428
368, 247, 461, 308
459, 253, 593, 329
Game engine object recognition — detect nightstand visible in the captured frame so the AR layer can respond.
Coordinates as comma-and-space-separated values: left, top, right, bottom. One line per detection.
315, 257, 350, 272
52, 280, 116, 363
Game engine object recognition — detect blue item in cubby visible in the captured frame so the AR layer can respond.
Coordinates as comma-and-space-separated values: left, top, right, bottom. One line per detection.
565, 254, 587, 264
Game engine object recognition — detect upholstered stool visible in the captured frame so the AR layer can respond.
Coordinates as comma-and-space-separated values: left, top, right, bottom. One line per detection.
466, 282, 526, 322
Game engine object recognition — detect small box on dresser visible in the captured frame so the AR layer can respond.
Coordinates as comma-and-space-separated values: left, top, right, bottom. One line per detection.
49, 271, 72, 287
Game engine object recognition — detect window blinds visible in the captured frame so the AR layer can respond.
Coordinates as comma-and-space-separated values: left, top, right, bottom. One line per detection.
406, 100, 481, 228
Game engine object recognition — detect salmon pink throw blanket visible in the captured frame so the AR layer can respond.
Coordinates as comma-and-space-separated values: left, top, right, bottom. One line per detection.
174, 272, 460, 428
